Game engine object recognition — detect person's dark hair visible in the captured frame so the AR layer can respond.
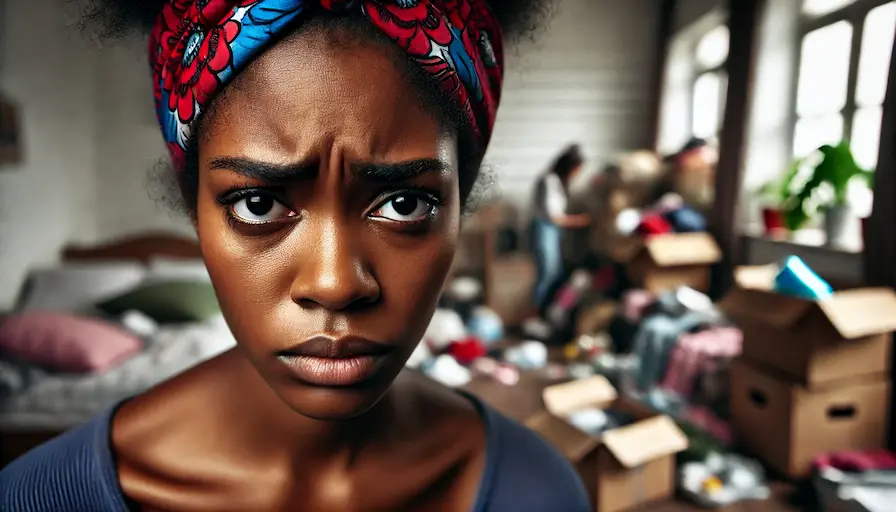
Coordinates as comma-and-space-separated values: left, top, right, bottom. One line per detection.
551, 144, 584, 181
78, 0, 555, 216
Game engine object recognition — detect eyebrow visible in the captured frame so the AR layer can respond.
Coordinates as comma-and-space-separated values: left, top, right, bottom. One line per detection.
208, 156, 449, 183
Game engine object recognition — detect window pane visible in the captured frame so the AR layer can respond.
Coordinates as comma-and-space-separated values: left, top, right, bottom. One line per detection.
802, 0, 857, 17
796, 21, 852, 117
696, 25, 730, 69
852, 106, 883, 169
793, 115, 843, 157
693, 72, 722, 139
856, 2, 896, 107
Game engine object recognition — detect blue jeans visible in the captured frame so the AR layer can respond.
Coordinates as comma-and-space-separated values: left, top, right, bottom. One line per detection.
530, 218, 563, 310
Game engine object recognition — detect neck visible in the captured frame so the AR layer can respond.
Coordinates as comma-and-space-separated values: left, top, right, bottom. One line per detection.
225, 349, 398, 466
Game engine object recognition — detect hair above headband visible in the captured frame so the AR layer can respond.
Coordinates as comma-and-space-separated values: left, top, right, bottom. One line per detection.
149, 0, 505, 171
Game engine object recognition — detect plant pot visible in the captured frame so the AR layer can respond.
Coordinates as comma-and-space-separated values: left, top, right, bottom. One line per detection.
824, 205, 856, 248
761, 207, 786, 236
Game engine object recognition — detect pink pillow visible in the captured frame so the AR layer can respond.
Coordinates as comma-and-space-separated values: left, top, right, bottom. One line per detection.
0, 312, 142, 372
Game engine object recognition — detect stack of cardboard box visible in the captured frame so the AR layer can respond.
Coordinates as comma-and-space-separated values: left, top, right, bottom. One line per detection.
721, 284, 896, 479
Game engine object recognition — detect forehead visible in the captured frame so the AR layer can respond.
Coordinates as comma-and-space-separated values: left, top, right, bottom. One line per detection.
202, 26, 444, 163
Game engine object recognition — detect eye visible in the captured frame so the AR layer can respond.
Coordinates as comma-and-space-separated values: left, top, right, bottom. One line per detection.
371, 194, 435, 222
230, 193, 294, 224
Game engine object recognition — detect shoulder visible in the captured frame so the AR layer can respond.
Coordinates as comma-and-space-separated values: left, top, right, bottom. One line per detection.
479, 405, 591, 511
0, 409, 127, 511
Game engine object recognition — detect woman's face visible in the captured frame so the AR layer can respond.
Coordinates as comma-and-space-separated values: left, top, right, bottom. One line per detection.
195, 29, 461, 420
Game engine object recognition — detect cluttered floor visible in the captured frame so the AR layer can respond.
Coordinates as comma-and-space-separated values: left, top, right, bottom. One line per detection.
410, 231, 896, 511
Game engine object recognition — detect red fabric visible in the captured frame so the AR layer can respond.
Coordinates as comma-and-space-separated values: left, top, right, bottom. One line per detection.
814, 450, 896, 472
636, 215, 672, 236
449, 336, 487, 364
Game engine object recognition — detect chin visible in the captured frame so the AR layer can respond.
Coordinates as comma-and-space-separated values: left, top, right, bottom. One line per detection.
274, 381, 392, 421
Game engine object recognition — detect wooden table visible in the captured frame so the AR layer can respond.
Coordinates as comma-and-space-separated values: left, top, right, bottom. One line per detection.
463, 369, 799, 512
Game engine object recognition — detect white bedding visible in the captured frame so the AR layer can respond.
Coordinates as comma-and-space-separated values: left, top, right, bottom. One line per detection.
0, 316, 237, 430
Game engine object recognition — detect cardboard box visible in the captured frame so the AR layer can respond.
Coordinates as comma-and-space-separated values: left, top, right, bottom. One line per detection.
526, 376, 689, 512
608, 232, 722, 293
720, 287, 896, 386
485, 255, 535, 327
730, 358, 890, 479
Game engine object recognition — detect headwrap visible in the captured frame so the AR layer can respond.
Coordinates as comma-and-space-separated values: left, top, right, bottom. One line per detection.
149, 0, 504, 171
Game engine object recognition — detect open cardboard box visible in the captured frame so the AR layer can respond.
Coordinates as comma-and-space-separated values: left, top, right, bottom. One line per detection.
526, 376, 689, 512
720, 285, 896, 386
607, 232, 721, 294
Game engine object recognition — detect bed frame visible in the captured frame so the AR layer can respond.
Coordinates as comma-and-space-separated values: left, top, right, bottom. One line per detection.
61, 232, 202, 263
1, 232, 203, 467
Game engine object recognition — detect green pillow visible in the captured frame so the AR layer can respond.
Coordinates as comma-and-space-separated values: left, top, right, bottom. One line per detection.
98, 280, 221, 323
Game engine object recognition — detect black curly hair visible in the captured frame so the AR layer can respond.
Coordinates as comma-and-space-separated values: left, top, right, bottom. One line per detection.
77, 0, 555, 216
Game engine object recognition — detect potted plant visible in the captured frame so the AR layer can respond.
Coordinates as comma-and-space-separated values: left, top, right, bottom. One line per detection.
782, 141, 873, 247
753, 160, 800, 236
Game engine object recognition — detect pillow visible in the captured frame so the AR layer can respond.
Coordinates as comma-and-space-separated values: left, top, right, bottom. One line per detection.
15, 262, 147, 314
147, 257, 211, 283
0, 312, 143, 373
97, 280, 221, 324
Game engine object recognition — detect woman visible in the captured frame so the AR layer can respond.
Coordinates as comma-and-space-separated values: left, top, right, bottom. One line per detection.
0, 1, 591, 511
530, 144, 591, 312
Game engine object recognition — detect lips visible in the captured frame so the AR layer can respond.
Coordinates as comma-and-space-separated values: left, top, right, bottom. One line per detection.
275, 335, 395, 387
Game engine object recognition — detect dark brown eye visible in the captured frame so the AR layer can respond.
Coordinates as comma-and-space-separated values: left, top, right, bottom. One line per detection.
371, 194, 434, 222
231, 193, 293, 223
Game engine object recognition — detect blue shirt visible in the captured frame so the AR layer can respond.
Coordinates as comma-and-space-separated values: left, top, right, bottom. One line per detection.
0, 394, 591, 511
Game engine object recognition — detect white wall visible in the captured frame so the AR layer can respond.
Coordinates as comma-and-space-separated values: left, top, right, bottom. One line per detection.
0, 0, 101, 307
0, 0, 662, 308
484, 0, 661, 208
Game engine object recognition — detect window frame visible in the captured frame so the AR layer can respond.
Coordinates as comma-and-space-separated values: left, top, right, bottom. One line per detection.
689, 25, 729, 142
788, 0, 893, 158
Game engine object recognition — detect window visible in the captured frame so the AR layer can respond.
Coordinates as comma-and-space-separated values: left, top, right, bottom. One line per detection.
793, 0, 896, 169
691, 25, 730, 142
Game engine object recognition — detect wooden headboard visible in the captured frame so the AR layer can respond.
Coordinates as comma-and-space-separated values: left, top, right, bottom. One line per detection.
61, 232, 202, 264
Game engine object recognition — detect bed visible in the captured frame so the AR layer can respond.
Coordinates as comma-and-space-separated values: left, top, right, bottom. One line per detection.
0, 233, 236, 466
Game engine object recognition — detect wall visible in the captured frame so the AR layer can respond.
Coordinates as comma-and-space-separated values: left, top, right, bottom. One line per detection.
0, 0, 100, 307
484, 0, 661, 210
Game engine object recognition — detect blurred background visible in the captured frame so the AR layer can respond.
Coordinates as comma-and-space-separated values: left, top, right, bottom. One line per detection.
1, 0, 895, 510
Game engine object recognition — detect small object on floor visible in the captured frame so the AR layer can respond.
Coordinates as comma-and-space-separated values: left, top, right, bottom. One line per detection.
576, 333, 610, 357
448, 336, 487, 365
679, 452, 771, 508
545, 363, 571, 380
615, 208, 642, 236
471, 358, 520, 386
563, 342, 580, 361
466, 306, 504, 345
504, 340, 548, 369
405, 342, 433, 369
774, 255, 833, 300
521, 318, 553, 341
424, 355, 472, 388
423, 309, 467, 351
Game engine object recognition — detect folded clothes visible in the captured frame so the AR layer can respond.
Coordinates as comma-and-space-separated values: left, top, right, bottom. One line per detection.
815, 450, 896, 472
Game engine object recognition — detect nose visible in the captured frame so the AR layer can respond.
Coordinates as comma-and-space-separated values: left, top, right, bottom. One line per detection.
290, 220, 380, 311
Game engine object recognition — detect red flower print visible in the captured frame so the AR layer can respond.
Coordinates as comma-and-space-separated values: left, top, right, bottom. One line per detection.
169, 18, 240, 124
364, 0, 453, 57
440, 0, 472, 32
